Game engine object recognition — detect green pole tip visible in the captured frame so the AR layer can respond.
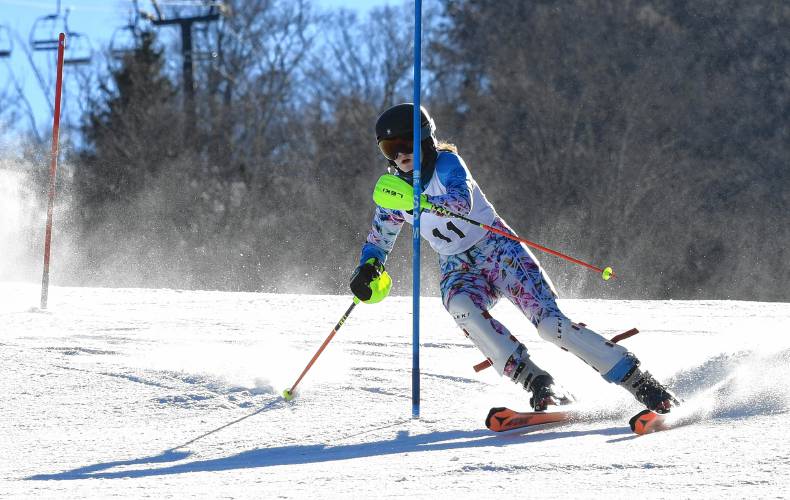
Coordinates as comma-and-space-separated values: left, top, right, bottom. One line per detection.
602, 266, 614, 281
282, 389, 294, 401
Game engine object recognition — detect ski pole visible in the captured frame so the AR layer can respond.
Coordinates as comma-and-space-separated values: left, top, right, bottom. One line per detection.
282, 298, 360, 401
429, 205, 615, 281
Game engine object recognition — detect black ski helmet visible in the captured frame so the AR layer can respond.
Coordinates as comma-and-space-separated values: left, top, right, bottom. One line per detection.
375, 103, 436, 145
374, 103, 437, 175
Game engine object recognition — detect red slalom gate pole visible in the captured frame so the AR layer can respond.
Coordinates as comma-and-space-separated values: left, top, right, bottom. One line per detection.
40, 32, 66, 310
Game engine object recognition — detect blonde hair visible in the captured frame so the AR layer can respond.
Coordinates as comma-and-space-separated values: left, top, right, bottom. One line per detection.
435, 140, 458, 154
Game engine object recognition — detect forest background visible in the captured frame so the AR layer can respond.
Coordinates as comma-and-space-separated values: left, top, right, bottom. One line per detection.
1, 0, 788, 301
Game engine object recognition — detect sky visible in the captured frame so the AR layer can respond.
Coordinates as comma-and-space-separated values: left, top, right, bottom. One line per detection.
0, 0, 399, 140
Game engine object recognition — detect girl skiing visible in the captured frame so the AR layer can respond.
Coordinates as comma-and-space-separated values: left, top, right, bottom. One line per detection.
350, 103, 677, 413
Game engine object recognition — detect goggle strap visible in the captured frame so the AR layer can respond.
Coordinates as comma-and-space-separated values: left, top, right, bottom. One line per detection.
420, 122, 434, 141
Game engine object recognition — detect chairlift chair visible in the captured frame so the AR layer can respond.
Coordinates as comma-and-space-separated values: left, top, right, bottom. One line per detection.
0, 25, 13, 57
63, 32, 93, 65
30, 0, 67, 52
30, 13, 67, 51
110, 25, 140, 59
191, 23, 218, 62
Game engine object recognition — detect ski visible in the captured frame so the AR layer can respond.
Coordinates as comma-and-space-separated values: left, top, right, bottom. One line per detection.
485, 407, 575, 432
488, 407, 682, 435
629, 409, 669, 435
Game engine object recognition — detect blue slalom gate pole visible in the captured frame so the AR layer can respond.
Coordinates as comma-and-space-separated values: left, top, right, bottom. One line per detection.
411, 0, 422, 419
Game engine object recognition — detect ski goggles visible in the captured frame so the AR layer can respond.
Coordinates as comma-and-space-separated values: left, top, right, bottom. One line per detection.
377, 136, 414, 161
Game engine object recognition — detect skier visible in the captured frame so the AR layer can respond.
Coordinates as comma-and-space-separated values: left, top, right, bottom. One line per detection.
350, 103, 677, 413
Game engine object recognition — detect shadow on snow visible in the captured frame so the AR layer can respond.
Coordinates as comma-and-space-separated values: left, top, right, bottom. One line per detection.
28, 425, 629, 481
27, 348, 790, 481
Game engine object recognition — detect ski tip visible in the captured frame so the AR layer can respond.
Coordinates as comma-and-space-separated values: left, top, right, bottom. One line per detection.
629, 409, 665, 435
485, 407, 510, 430
486, 407, 573, 432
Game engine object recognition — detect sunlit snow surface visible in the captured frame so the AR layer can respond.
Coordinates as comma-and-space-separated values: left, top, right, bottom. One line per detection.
2, 283, 789, 498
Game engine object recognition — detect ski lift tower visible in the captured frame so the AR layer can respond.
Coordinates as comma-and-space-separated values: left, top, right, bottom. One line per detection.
143, 1, 222, 139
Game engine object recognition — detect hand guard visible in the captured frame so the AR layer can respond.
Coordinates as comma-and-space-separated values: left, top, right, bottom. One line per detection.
350, 258, 392, 304
373, 174, 433, 212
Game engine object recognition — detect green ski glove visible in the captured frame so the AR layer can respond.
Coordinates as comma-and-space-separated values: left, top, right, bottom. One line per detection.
373, 174, 433, 212
350, 258, 392, 304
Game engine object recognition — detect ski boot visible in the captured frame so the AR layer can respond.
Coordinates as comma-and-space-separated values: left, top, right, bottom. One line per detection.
528, 374, 565, 411
619, 360, 679, 413
506, 345, 571, 411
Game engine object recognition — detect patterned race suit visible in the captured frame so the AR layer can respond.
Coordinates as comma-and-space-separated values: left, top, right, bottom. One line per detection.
357, 150, 667, 407
358, 151, 567, 379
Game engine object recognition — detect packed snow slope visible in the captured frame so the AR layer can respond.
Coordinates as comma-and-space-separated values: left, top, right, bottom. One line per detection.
2, 282, 789, 498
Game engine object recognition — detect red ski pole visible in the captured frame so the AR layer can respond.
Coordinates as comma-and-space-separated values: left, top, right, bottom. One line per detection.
40, 32, 66, 310
431, 205, 615, 281
282, 298, 359, 401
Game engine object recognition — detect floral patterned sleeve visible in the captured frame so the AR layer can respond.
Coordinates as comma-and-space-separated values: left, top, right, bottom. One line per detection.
425, 153, 474, 215
359, 206, 406, 266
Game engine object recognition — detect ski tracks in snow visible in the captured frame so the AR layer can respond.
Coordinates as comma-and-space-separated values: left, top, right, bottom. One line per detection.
3, 285, 790, 497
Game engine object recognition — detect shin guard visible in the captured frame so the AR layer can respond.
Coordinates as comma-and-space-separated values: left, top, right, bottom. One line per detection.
536, 316, 633, 381
447, 295, 552, 387
448, 294, 521, 374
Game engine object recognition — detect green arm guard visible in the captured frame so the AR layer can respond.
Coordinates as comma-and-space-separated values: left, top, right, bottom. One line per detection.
373, 174, 433, 212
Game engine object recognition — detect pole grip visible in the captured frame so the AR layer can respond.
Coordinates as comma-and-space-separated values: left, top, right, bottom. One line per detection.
41, 32, 66, 310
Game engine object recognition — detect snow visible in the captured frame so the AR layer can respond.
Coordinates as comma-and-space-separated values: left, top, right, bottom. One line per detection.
2, 282, 789, 498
